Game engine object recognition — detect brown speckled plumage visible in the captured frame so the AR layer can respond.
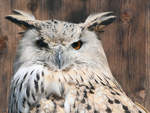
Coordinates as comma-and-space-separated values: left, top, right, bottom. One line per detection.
6, 10, 149, 113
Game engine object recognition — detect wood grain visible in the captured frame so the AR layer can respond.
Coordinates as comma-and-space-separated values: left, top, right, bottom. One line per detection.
0, 0, 149, 112
145, 0, 150, 110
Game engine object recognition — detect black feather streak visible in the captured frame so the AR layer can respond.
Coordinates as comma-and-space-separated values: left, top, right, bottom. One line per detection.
41, 82, 44, 93
88, 81, 95, 90
34, 80, 39, 92
42, 71, 44, 76
100, 18, 116, 26
94, 110, 99, 113
106, 106, 112, 113
86, 104, 92, 110
30, 70, 34, 75
83, 90, 87, 98
81, 98, 86, 103
23, 73, 28, 80
19, 81, 23, 92
36, 73, 40, 81
22, 97, 26, 108
26, 85, 30, 98
108, 98, 113, 104
114, 99, 120, 104
32, 93, 36, 101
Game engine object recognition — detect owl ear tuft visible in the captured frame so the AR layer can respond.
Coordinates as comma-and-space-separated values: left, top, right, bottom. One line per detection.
5, 9, 37, 30
82, 12, 116, 32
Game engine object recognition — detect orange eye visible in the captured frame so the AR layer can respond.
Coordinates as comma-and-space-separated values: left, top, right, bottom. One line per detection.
71, 40, 83, 50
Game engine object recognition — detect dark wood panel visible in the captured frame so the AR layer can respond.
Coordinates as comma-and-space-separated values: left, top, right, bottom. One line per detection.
145, 1, 150, 110
0, 0, 149, 112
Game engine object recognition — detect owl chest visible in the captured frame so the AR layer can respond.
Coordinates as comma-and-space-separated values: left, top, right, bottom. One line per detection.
14, 67, 140, 113
40, 73, 96, 113
42, 69, 98, 99
40, 71, 117, 113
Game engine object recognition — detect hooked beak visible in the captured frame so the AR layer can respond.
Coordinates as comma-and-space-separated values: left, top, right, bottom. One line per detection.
55, 49, 64, 69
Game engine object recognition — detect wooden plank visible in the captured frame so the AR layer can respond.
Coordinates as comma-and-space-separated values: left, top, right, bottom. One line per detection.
0, 1, 13, 113
0, 0, 149, 112
145, 0, 150, 110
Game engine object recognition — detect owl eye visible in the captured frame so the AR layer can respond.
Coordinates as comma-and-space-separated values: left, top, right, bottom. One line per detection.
36, 39, 49, 48
71, 40, 83, 50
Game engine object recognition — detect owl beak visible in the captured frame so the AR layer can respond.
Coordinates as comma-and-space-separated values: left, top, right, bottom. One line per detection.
55, 50, 64, 69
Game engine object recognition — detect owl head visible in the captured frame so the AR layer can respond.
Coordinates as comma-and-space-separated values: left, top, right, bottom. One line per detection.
6, 10, 116, 72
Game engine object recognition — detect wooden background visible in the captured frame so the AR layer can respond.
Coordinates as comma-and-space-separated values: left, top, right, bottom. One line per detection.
0, 0, 149, 112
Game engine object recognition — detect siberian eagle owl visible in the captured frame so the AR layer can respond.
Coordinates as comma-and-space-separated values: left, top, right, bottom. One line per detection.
6, 10, 148, 113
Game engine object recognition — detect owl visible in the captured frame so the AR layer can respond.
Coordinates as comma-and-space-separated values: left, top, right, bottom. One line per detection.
6, 10, 149, 113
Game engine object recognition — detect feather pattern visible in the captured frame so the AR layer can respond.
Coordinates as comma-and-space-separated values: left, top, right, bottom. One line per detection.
6, 10, 149, 113
9, 64, 147, 113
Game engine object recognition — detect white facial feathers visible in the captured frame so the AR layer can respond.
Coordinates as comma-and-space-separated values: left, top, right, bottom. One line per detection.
6, 10, 116, 72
